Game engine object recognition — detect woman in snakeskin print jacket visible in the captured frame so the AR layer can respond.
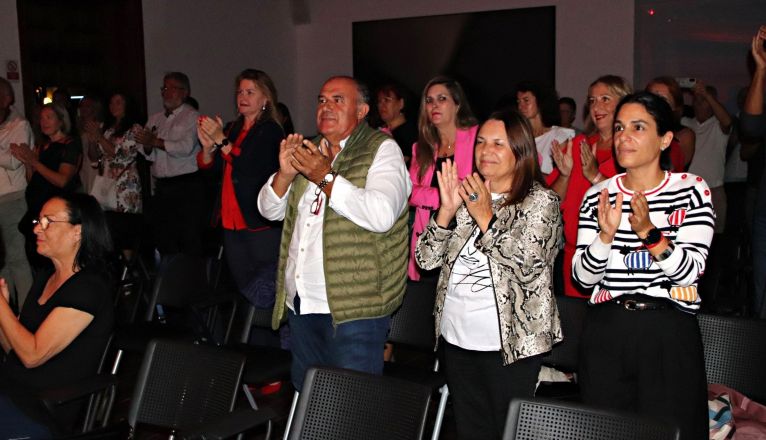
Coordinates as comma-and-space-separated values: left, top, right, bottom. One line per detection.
415, 109, 562, 440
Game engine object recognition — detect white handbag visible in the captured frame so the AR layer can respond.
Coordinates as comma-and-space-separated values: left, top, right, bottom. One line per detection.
90, 158, 135, 211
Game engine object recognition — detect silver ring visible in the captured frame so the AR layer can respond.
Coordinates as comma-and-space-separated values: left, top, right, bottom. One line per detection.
468, 192, 479, 202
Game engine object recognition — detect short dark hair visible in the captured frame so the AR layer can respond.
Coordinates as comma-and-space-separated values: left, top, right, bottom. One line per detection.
559, 96, 576, 113
615, 92, 675, 171
377, 82, 411, 111
515, 81, 561, 127
57, 193, 113, 271
325, 76, 369, 106
483, 108, 545, 206
164, 72, 191, 94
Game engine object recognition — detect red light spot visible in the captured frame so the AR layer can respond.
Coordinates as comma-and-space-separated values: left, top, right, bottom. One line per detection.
648, 8, 655, 16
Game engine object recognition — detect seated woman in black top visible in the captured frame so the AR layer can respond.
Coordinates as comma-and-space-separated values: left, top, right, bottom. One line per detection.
0, 193, 114, 438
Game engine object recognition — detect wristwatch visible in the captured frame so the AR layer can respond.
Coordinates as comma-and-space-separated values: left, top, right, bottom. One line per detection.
317, 169, 337, 190
212, 138, 230, 150
653, 241, 675, 262
641, 228, 663, 247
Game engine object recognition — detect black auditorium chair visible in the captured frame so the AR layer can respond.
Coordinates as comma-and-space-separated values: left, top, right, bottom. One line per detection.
227, 300, 292, 410
114, 253, 238, 356
83, 338, 275, 439
383, 279, 448, 440
535, 296, 588, 400
697, 312, 766, 403
503, 397, 680, 440
287, 367, 431, 440
39, 334, 119, 435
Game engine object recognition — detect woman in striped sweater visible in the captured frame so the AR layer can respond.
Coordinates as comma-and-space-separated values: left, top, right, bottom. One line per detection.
572, 92, 715, 440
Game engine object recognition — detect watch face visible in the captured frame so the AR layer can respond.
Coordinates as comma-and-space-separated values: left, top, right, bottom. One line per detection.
324, 173, 335, 182
645, 228, 662, 244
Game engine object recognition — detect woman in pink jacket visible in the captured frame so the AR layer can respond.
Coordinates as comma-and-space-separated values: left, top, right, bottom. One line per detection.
409, 76, 478, 281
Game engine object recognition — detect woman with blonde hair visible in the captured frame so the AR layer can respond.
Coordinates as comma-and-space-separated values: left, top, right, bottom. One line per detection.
547, 75, 632, 297
197, 69, 284, 307
408, 76, 477, 281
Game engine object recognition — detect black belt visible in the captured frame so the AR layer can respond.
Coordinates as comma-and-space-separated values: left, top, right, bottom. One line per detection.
611, 295, 670, 311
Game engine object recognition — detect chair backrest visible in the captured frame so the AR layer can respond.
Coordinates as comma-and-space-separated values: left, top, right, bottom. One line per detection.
128, 339, 246, 431
233, 301, 276, 344
145, 254, 210, 321
288, 367, 432, 440
697, 313, 766, 402
539, 296, 588, 371
387, 280, 437, 350
504, 398, 680, 440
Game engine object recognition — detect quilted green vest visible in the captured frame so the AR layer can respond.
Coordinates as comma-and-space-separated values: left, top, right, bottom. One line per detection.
272, 122, 408, 328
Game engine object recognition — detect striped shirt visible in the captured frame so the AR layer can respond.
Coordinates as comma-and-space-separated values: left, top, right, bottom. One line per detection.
572, 171, 715, 311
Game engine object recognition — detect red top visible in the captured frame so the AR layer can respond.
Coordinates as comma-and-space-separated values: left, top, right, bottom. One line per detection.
546, 133, 617, 297
668, 138, 685, 172
196, 126, 254, 230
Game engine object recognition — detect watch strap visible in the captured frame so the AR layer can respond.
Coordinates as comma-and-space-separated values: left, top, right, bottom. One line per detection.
642, 228, 663, 246
317, 170, 337, 190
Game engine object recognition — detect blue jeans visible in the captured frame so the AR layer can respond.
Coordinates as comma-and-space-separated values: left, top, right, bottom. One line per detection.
0, 395, 52, 439
287, 296, 391, 390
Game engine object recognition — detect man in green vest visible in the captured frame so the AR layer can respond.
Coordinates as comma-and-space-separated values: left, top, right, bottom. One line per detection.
258, 76, 411, 390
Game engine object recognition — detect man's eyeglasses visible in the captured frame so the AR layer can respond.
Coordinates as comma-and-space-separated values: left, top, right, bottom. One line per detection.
160, 86, 185, 93
310, 187, 323, 216
32, 216, 69, 231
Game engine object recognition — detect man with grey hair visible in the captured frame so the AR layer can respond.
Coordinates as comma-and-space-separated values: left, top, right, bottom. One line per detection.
135, 72, 203, 256
0, 77, 34, 311
258, 76, 411, 390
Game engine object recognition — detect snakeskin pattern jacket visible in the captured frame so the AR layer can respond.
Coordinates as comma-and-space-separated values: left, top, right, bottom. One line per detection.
415, 182, 564, 365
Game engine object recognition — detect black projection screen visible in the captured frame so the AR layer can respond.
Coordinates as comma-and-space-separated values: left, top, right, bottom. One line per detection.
353, 6, 555, 122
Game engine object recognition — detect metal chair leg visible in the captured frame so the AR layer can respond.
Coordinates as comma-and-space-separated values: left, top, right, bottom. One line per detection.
431, 384, 449, 440
282, 391, 299, 440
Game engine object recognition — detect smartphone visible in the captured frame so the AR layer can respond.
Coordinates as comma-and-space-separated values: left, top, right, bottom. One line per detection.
676, 77, 697, 89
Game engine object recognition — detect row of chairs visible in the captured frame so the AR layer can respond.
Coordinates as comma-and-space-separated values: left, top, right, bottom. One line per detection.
52, 250, 766, 438
57, 337, 681, 440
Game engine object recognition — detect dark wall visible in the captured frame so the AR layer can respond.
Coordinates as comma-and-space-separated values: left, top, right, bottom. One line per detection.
353, 6, 555, 122
17, 0, 147, 122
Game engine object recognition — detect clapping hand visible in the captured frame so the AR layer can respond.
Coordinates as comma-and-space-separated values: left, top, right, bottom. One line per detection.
197, 115, 227, 155
292, 138, 334, 185
552, 139, 573, 177
752, 25, 766, 70
597, 188, 623, 244
133, 127, 158, 149
10, 143, 36, 165
434, 158, 461, 227
275, 134, 304, 185
580, 139, 599, 182
628, 191, 655, 239
459, 172, 493, 233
